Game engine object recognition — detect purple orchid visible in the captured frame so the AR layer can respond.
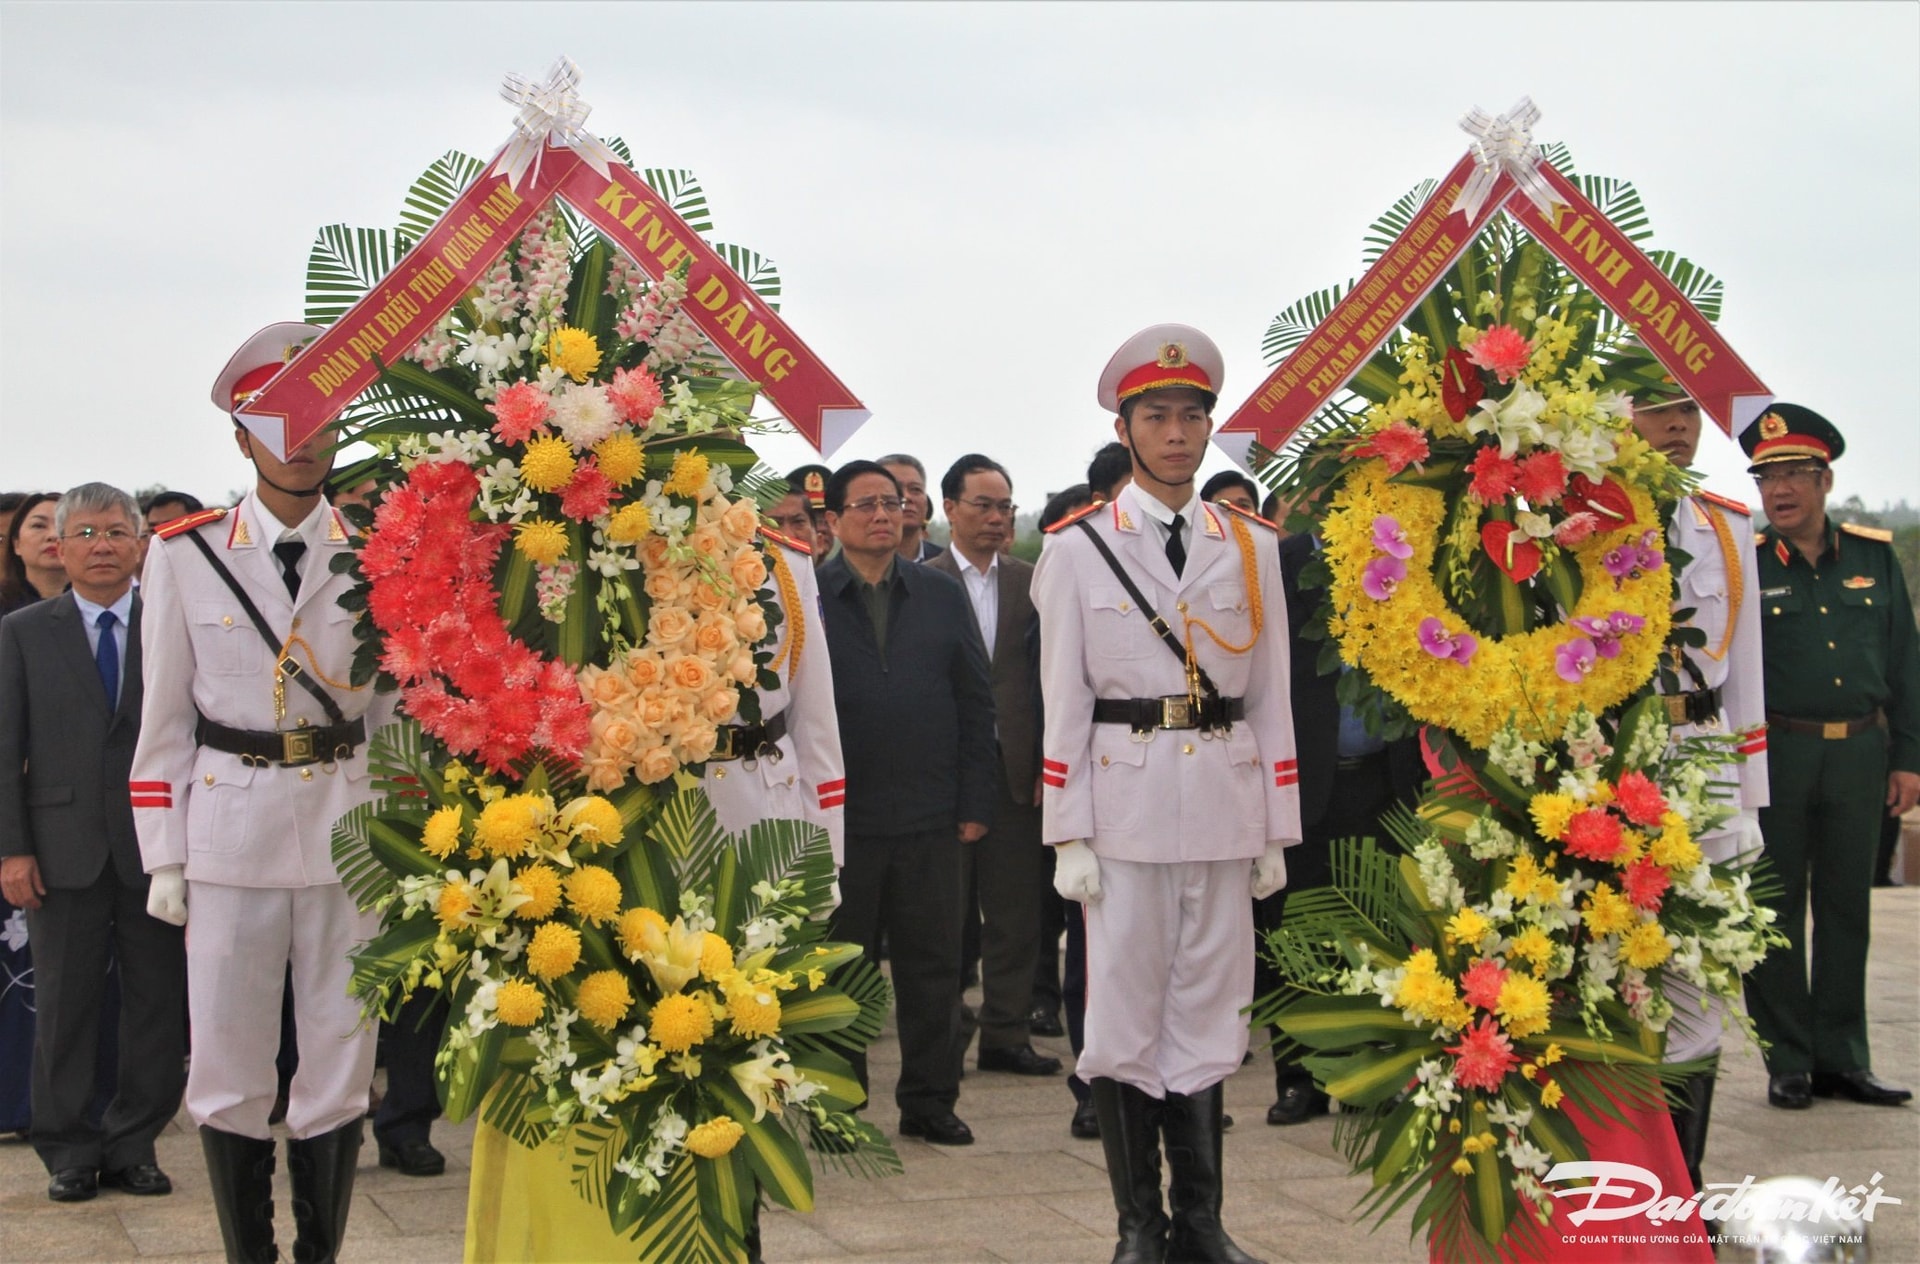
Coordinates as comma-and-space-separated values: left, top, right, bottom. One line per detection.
1568, 611, 1646, 659
1555, 636, 1599, 682
1371, 515, 1414, 560
1362, 556, 1407, 601
1417, 616, 1478, 664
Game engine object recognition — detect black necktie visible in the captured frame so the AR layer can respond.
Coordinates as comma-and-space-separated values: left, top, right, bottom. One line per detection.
273, 540, 306, 599
1165, 514, 1186, 578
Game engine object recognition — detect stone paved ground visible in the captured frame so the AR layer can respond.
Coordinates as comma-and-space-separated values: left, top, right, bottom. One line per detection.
3, 889, 1915, 1263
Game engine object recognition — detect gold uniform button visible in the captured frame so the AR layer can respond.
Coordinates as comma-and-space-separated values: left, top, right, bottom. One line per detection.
222, 616, 234, 627
1771, 606, 1781, 615
1819, 605, 1828, 614
1834, 677, 1843, 687
300, 768, 314, 782
1176, 601, 1189, 613
1866, 597, 1874, 606
713, 768, 726, 781
1828, 642, 1836, 650
1182, 743, 1195, 755
204, 773, 215, 787
1100, 755, 1111, 767
786, 775, 796, 787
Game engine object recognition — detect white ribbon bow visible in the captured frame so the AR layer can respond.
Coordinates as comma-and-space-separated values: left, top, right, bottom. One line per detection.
492, 57, 623, 191
1449, 97, 1564, 223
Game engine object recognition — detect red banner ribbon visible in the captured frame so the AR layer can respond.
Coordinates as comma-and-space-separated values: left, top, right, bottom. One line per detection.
240, 144, 868, 458
1507, 164, 1770, 436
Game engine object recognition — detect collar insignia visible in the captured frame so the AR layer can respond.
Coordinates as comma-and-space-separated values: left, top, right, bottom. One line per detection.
1117, 510, 1135, 531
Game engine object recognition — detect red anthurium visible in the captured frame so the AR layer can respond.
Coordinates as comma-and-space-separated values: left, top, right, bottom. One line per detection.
1441, 348, 1485, 422
1480, 521, 1542, 583
1563, 475, 1637, 530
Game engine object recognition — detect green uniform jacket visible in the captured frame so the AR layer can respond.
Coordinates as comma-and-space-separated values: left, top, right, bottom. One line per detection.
1755, 519, 1920, 773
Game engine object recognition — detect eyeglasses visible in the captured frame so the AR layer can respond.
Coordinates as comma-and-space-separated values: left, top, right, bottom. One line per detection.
955, 497, 1017, 517
62, 526, 138, 545
1753, 466, 1824, 487
842, 496, 906, 516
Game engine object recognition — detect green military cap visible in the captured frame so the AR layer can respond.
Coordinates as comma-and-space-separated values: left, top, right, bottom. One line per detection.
785, 464, 831, 512
1738, 403, 1845, 472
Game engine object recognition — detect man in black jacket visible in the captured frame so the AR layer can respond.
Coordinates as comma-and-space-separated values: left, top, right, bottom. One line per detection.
819, 460, 998, 1146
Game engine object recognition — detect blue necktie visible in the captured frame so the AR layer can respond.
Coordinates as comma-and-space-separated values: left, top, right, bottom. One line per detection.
95, 609, 119, 709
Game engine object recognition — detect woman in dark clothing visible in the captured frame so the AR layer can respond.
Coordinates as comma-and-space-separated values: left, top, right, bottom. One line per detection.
0, 493, 65, 617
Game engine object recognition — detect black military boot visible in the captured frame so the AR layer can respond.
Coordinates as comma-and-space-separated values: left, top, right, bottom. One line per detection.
1091, 1077, 1170, 1264
287, 1118, 363, 1263
1669, 1063, 1719, 1195
198, 1126, 278, 1264
1161, 1084, 1265, 1264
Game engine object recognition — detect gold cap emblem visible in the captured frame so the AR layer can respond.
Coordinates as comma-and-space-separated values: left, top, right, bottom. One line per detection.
1157, 342, 1189, 369
1759, 412, 1788, 440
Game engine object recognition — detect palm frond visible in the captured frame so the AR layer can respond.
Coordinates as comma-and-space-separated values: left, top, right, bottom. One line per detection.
714, 243, 781, 311
1538, 142, 1577, 181
1573, 174, 1652, 243
396, 150, 485, 251
1263, 281, 1352, 366
641, 168, 714, 237
785, 957, 891, 1059
649, 784, 729, 879
330, 801, 396, 910
477, 1071, 557, 1149
621, 1162, 739, 1264
604, 136, 634, 166
567, 1117, 631, 1213
306, 224, 400, 326
1361, 179, 1438, 266
1643, 250, 1724, 322
803, 1112, 904, 1181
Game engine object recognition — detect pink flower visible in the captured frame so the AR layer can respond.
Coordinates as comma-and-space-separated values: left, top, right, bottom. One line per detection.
560, 462, 616, 521
1612, 770, 1669, 829
1467, 447, 1520, 503
1621, 856, 1673, 910
1362, 556, 1407, 601
1564, 808, 1627, 863
1555, 636, 1598, 682
1371, 515, 1414, 560
1354, 421, 1430, 474
1515, 451, 1568, 505
1461, 959, 1508, 1011
1417, 617, 1477, 664
1568, 611, 1645, 659
606, 365, 664, 426
488, 381, 551, 445
1447, 1018, 1521, 1091
1552, 513, 1599, 548
1466, 325, 1533, 384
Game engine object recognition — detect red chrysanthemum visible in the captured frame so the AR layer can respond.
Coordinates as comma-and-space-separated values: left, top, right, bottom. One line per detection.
1460, 958, 1509, 1011
606, 365, 664, 426
560, 461, 616, 521
1467, 447, 1520, 503
1612, 770, 1669, 829
1515, 451, 1568, 505
1356, 421, 1431, 475
1440, 347, 1486, 422
409, 459, 481, 503
1564, 807, 1627, 863
489, 381, 552, 445
1620, 856, 1673, 911
1447, 1018, 1521, 1091
1466, 325, 1533, 384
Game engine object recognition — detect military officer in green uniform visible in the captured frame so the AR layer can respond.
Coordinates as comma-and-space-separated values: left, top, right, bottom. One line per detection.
1740, 403, 1919, 1111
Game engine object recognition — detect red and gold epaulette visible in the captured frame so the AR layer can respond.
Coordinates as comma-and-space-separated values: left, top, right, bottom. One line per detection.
758, 524, 812, 556
1043, 502, 1102, 534
154, 507, 229, 540
1840, 521, 1893, 543
1698, 490, 1751, 517
1216, 500, 1280, 532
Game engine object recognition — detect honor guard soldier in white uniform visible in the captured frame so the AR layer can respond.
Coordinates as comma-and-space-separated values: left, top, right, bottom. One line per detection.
1631, 390, 1768, 1194
1034, 325, 1300, 1264
132, 323, 394, 1264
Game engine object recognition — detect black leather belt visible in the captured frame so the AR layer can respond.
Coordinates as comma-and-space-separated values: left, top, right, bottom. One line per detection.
1767, 708, 1882, 741
196, 716, 366, 767
1093, 696, 1244, 734
711, 709, 789, 762
1664, 686, 1723, 726
1335, 751, 1387, 772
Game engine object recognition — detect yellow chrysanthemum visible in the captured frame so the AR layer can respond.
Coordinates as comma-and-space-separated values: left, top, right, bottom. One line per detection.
1503, 854, 1561, 905
1529, 793, 1577, 842
564, 865, 623, 926
1507, 926, 1555, 977
546, 326, 602, 383
1445, 908, 1491, 950
576, 969, 634, 1029
1650, 813, 1703, 871
519, 436, 577, 493
1541, 1043, 1564, 1066
436, 879, 475, 930
726, 981, 782, 1040
474, 794, 543, 858
1581, 883, 1637, 938
515, 519, 569, 567
662, 450, 711, 498
496, 979, 546, 1026
1495, 973, 1552, 1039
1394, 949, 1465, 1026
685, 1116, 745, 1159
595, 432, 644, 488
619, 906, 670, 959
1621, 921, 1673, 970
649, 991, 714, 1052
526, 921, 583, 980
560, 796, 624, 849
698, 933, 734, 980
1540, 1080, 1565, 1109
421, 806, 464, 860
605, 501, 653, 545
512, 863, 563, 921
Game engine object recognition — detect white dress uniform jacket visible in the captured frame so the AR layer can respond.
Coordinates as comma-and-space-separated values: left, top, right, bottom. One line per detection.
131, 493, 393, 887
1032, 485, 1301, 859
701, 531, 846, 864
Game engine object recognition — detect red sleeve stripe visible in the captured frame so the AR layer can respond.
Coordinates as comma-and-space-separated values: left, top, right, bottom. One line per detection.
1273, 759, 1298, 773
129, 795, 173, 809
1042, 758, 1067, 772
818, 792, 845, 809
817, 778, 846, 795
1736, 728, 1768, 754
1042, 773, 1067, 789
129, 781, 171, 792
1274, 769, 1299, 788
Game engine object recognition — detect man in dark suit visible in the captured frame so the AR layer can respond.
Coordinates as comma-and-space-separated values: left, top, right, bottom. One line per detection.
929, 455, 1060, 1080
1254, 528, 1425, 1125
819, 460, 998, 1146
0, 482, 186, 1202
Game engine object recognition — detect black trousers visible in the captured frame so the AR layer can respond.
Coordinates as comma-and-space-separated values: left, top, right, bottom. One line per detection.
832, 827, 968, 1120
964, 766, 1047, 1051
28, 869, 186, 1173
373, 988, 446, 1146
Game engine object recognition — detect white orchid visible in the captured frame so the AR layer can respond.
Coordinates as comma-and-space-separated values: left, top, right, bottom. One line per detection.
1467, 384, 1547, 456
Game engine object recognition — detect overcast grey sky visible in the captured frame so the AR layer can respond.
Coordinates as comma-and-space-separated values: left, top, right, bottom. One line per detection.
3, 2, 1916, 512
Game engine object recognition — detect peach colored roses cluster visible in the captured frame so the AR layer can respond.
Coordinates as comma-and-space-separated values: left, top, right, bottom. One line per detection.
576, 483, 773, 789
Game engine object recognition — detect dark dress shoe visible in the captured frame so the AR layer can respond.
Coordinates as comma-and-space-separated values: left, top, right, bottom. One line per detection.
1070, 1096, 1101, 1139
1267, 1081, 1331, 1126
899, 1111, 975, 1146
978, 1043, 1063, 1076
1027, 1005, 1065, 1038
48, 1168, 98, 1202
1812, 1070, 1913, 1106
377, 1139, 447, 1176
100, 1163, 173, 1196
1767, 1072, 1813, 1109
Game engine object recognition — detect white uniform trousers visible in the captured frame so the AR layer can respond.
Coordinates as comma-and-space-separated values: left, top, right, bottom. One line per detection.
185, 882, 379, 1140
1079, 857, 1254, 1097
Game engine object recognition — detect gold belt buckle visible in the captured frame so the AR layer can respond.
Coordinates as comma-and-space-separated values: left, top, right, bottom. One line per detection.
282, 729, 318, 765
1665, 695, 1690, 725
1161, 696, 1192, 729
1821, 720, 1849, 740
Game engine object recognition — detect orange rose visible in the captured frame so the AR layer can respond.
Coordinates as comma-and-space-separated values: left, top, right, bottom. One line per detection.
668, 655, 715, 694
595, 717, 642, 757
694, 617, 736, 656
701, 686, 740, 723
647, 606, 695, 649
636, 746, 678, 784
733, 603, 768, 644
636, 687, 672, 730
689, 526, 727, 560
688, 580, 730, 614
583, 756, 628, 793
720, 499, 762, 544
583, 667, 636, 710
728, 548, 769, 593
640, 535, 673, 569
679, 721, 719, 763
727, 648, 757, 685
626, 652, 665, 690
644, 568, 683, 603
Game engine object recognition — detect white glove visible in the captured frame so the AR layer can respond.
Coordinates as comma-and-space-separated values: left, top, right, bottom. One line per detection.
1713, 812, 1765, 866
146, 865, 188, 927
810, 875, 843, 922
1052, 840, 1101, 904
1251, 840, 1294, 900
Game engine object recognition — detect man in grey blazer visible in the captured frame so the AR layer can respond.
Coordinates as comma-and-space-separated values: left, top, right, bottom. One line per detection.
0, 482, 186, 1203
929, 455, 1060, 1078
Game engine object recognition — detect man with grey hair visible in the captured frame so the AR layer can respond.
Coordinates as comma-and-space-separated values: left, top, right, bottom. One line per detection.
881, 453, 943, 562
0, 482, 187, 1204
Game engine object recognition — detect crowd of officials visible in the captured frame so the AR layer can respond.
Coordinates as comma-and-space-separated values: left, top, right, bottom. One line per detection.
0, 327, 1915, 1264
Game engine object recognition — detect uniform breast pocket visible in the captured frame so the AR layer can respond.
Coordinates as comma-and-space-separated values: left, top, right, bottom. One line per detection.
1759, 588, 1804, 622
187, 755, 256, 855
1089, 730, 1147, 831
1090, 584, 1154, 659
1202, 583, 1252, 643
1836, 583, 1885, 629
189, 602, 266, 676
